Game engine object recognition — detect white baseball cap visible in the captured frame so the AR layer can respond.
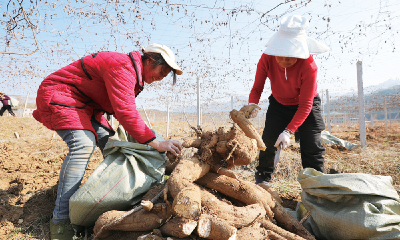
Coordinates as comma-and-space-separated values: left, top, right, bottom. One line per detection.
142, 43, 183, 75
264, 15, 329, 59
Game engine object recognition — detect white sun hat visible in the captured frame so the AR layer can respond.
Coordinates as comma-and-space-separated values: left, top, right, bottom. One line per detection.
142, 43, 183, 75
264, 15, 329, 59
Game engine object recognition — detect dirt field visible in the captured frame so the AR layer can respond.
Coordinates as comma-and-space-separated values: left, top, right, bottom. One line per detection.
1, 116, 400, 239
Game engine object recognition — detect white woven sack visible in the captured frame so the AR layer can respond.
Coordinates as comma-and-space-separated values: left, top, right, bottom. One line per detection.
9, 97, 19, 107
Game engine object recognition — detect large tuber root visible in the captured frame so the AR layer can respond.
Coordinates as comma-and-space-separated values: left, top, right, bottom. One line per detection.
236, 225, 268, 240
197, 214, 237, 240
167, 156, 210, 198
200, 188, 266, 228
167, 156, 210, 221
229, 109, 266, 151
239, 104, 261, 119
259, 217, 307, 240
196, 172, 274, 218
160, 216, 197, 238
182, 124, 257, 170
167, 153, 265, 229
196, 173, 315, 240
182, 138, 202, 148
93, 203, 173, 239
172, 186, 202, 220
225, 136, 257, 168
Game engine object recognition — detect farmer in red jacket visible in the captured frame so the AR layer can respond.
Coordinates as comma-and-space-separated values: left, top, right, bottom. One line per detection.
247, 15, 329, 186
33, 43, 183, 240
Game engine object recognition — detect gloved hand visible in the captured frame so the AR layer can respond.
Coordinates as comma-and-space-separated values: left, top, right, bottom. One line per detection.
274, 130, 291, 149
240, 103, 261, 119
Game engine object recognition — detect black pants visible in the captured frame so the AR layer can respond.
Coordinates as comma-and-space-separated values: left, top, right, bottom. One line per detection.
0, 105, 15, 116
256, 95, 325, 181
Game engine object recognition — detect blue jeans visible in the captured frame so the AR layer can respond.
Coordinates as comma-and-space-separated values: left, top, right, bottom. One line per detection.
52, 119, 110, 223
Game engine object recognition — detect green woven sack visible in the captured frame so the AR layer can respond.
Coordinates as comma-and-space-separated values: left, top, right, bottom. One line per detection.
69, 125, 166, 227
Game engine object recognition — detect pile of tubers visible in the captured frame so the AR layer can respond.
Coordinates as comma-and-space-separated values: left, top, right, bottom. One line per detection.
92, 106, 315, 240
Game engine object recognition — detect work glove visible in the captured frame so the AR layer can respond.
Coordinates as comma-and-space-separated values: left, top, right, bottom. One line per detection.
274, 130, 291, 149
240, 103, 261, 119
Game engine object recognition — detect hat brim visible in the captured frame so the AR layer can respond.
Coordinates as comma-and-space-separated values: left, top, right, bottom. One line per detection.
162, 55, 183, 75
264, 32, 329, 59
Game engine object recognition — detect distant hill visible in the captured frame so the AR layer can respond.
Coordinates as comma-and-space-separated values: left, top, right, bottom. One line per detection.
325, 80, 400, 120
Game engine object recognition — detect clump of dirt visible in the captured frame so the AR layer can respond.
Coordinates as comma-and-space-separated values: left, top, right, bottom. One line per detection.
279, 192, 301, 210
330, 144, 347, 151
287, 145, 300, 153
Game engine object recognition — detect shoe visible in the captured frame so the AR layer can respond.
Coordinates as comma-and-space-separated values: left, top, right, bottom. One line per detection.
50, 219, 75, 240
255, 172, 270, 185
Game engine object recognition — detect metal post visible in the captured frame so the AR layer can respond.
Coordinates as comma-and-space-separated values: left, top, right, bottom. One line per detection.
23, 92, 29, 117
197, 76, 201, 128
384, 98, 388, 135
166, 103, 170, 138
344, 112, 347, 132
370, 112, 374, 128
326, 89, 331, 134
357, 61, 366, 148
231, 95, 234, 110
209, 113, 217, 131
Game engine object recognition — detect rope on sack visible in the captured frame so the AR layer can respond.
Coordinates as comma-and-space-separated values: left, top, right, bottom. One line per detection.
299, 211, 311, 224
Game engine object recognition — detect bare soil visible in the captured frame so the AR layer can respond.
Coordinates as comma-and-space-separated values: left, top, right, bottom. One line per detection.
1, 117, 399, 239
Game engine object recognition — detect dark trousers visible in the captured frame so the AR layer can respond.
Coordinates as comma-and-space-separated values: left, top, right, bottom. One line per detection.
256, 95, 325, 181
0, 105, 15, 116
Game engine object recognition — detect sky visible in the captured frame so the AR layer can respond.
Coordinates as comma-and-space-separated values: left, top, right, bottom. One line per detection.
1, 0, 400, 111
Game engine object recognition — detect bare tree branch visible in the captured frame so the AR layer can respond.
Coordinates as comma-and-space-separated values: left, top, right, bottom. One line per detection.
0, 0, 39, 56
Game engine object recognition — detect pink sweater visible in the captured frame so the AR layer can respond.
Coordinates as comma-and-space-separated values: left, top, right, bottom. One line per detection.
33, 51, 155, 143
249, 54, 318, 133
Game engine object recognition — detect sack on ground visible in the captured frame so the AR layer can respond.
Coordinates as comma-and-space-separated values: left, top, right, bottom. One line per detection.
9, 97, 19, 107
69, 125, 167, 227
296, 168, 400, 240
321, 130, 359, 150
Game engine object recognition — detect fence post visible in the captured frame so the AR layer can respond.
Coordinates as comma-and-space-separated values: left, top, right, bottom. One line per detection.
344, 112, 347, 131
197, 76, 201, 128
23, 92, 29, 117
356, 61, 367, 148
370, 112, 374, 128
384, 98, 388, 135
209, 113, 217, 131
166, 102, 170, 138
326, 89, 331, 134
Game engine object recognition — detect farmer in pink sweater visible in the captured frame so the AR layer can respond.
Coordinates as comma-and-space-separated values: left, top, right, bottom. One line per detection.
33, 43, 183, 240
0, 92, 16, 117
247, 15, 330, 186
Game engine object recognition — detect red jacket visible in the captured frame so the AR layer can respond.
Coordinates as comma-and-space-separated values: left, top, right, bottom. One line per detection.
33, 51, 155, 143
249, 54, 318, 133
